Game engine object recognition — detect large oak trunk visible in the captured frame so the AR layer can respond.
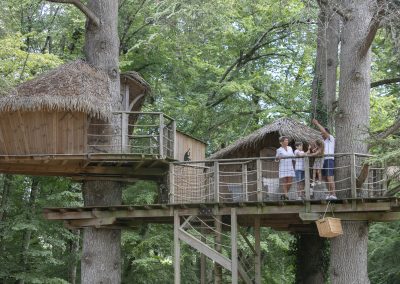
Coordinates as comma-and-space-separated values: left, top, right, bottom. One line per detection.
311, 1, 340, 129
82, 181, 122, 284
81, 1, 122, 283
295, 234, 327, 284
330, 221, 369, 284
332, 0, 376, 283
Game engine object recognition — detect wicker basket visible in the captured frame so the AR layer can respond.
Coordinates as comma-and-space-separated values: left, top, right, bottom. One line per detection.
315, 217, 343, 238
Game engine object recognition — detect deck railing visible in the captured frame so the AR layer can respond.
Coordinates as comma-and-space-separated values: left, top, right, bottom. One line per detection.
168, 153, 388, 204
88, 112, 175, 159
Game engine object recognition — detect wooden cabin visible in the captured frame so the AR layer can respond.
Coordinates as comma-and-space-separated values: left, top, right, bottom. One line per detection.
0, 60, 174, 178
209, 118, 320, 201
171, 131, 208, 203
175, 131, 206, 161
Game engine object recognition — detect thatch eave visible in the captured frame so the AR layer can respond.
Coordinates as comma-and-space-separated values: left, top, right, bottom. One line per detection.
210, 118, 321, 159
0, 60, 113, 120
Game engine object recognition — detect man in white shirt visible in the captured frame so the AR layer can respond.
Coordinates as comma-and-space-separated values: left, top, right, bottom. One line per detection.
312, 119, 336, 199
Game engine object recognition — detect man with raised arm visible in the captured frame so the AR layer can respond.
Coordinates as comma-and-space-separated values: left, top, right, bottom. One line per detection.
312, 119, 337, 200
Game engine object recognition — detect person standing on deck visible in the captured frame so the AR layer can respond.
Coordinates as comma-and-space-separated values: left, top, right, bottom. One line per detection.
276, 136, 295, 200
312, 119, 337, 199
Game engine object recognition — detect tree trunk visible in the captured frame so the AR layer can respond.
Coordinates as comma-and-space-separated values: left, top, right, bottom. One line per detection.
332, 0, 377, 283
311, 0, 340, 129
81, 1, 122, 283
299, 3, 340, 281
17, 177, 40, 284
295, 234, 327, 284
330, 221, 369, 284
81, 181, 122, 284
0, 174, 12, 223
68, 229, 80, 284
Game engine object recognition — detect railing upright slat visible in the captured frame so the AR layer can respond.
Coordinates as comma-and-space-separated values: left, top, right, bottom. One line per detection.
214, 162, 220, 203
242, 163, 248, 202
159, 114, 164, 158
350, 153, 357, 199
256, 159, 263, 202
304, 157, 311, 200
170, 163, 175, 204
172, 120, 177, 159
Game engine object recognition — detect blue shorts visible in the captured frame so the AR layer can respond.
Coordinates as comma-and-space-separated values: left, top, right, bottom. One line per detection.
295, 170, 305, 182
322, 159, 334, 177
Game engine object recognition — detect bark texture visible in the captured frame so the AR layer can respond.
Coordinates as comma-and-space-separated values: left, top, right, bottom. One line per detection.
311, 1, 340, 129
82, 181, 122, 284
330, 221, 369, 284
332, 1, 378, 283
81, 1, 122, 283
295, 234, 327, 284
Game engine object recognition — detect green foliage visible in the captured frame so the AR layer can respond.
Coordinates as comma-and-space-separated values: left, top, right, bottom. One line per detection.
369, 222, 400, 284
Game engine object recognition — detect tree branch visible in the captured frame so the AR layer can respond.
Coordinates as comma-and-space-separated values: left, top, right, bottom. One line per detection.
375, 117, 400, 140
47, 0, 100, 27
371, 77, 400, 88
358, 0, 386, 58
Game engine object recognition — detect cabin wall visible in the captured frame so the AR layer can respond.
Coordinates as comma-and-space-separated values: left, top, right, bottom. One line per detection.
0, 111, 87, 155
175, 132, 206, 161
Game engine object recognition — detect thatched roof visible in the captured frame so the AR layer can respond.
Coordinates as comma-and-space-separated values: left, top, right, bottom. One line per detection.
0, 60, 112, 120
210, 117, 321, 159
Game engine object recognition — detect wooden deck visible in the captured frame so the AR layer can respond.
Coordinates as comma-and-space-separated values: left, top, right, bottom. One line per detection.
44, 197, 400, 233
0, 153, 171, 180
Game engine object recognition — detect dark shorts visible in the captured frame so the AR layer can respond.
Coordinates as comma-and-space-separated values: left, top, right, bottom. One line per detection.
322, 159, 334, 177
295, 170, 305, 182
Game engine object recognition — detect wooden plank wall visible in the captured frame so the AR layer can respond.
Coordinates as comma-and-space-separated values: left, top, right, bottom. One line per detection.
0, 111, 87, 155
175, 131, 206, 161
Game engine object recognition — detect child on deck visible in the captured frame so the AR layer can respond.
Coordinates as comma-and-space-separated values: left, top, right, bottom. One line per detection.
308, 139, 324, 187
294, 142, 305, 199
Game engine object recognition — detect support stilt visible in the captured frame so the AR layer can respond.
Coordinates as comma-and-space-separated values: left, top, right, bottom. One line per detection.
231, 208, 238, 284
174, 210, 180, 284
255, 217, 261, 284
200, 231, 206, 284
214, 214, 222, 284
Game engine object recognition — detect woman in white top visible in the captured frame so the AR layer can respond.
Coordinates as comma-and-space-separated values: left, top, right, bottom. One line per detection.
276, 136, 295, 199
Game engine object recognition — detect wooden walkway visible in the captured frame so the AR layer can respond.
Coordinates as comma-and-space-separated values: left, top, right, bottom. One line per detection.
44, 197, 400, 232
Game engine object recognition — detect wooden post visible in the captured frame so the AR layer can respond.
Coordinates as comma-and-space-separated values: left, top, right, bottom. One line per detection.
256, 159, 263, 202
214, 162, 220, 203
254, 217, 261, 284
304, 157, 311, 200
172, 120, 177, 159
200, 230, 207, 284
214, 213, 222, 284
174, 210, 181, 284
231, 208, 238, 284
350, 154, 357, 198
242, 163, 248, 201
121, 112, 128, 153
159, 113, 164, 158
170, 163, 175, 204
350, 154, 357, 209
382, 159, 387, 196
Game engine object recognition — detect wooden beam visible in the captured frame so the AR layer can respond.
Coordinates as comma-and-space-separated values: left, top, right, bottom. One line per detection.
65, 217, 116, 228
300, 212, 400, 222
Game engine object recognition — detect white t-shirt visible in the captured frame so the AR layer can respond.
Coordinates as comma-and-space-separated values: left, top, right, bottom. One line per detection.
324, 135, 335, 160
276, 147, 295, 178
294, 149, 304, 170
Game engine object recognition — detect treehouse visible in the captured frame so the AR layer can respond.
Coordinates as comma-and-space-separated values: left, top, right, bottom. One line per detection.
0, 61, 174, 179
44, 117, 400, 284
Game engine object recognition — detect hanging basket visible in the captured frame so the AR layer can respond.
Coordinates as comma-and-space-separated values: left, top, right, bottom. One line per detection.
316, 217, 343, 238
